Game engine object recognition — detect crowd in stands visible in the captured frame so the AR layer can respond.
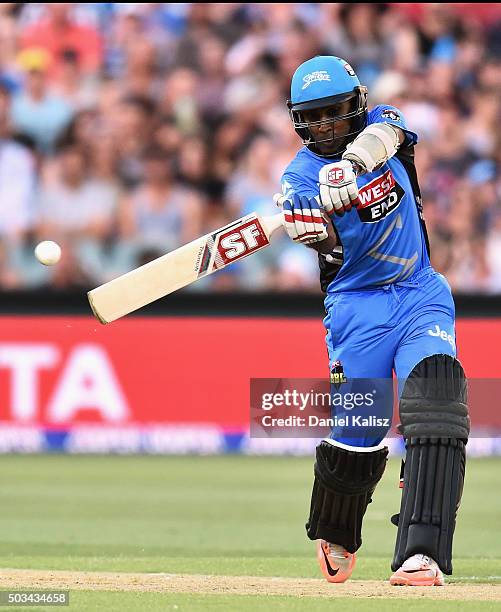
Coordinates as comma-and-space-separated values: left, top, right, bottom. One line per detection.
0, 3, 500, 293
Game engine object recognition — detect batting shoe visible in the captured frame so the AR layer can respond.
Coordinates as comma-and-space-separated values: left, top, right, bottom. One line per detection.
317, 540, 356, 583
390, 554, 444, 586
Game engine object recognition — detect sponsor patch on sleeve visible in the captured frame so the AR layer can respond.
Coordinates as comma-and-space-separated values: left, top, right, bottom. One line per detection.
381, 109, 401, 122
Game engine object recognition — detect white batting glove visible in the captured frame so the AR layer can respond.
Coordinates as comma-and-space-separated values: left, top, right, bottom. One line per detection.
274, 192, 328, 244
318, 160, 359, 217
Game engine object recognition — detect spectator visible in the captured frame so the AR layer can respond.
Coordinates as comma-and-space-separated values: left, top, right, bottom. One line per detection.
19, 3, 102, 77
176, 136, 211, 195
0, 5, 23, 92
0, 240, 22, 289
159, 68, 201, 135
120, 37, 163, 100
11, 48, 73, 152
118, 146, 204, 255
49, 48, 100, 110
0, 83, 37, 242
111, 94, 156, 188
326, 4, 388, 86
36, 142, 117, 242
226, 134, 278, 218
195, 35, 228, 123
0, 2, 500, 294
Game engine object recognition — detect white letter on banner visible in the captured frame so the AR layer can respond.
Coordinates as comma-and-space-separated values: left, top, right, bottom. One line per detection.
47, 344, 130, 423
0, 343, 59, 421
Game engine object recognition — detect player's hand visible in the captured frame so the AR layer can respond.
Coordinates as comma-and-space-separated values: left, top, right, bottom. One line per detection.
273, 192, 328, 244
318, 160, 359, 217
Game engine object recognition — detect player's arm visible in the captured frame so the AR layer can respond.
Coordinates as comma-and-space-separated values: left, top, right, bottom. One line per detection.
318, 123, 405, 216
342, 123, 404, 175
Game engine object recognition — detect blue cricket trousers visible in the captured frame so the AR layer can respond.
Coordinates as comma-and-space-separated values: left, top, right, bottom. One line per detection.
324, 266, 456, 446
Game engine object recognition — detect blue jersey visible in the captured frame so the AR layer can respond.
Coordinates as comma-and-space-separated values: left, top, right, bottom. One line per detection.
281, 105, 431, 292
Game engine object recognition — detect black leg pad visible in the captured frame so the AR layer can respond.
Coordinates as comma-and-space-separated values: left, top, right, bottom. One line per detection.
391, 436, 466, 574
306, 441, 388, 553
399, 354, 469, 439
393, 355, 469, 575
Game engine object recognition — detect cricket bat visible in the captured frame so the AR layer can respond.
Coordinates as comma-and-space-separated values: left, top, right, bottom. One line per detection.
88, 212, 284, 324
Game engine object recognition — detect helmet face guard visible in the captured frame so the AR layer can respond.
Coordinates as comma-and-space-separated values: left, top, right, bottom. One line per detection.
288, 86, 368, 157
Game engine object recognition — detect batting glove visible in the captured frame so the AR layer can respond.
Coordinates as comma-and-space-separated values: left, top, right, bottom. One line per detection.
318, 160, 359, 217
274, 192, 328, 245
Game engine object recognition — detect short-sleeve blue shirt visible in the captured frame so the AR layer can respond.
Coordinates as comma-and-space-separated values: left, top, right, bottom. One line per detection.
281, 105, 430, 292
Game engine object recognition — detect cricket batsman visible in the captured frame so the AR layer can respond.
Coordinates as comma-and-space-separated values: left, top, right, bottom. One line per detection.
275, 56, 469, 586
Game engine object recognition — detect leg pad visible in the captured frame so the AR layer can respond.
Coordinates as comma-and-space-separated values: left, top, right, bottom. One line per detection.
306, 440, 388, 553
391, 437, 466, 574
393, 354, 469, 574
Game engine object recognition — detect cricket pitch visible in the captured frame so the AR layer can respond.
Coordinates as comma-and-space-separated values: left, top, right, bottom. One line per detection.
1, 569, 501, 601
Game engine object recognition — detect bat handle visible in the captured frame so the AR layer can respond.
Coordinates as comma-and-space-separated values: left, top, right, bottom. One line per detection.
262, 212, 285, 237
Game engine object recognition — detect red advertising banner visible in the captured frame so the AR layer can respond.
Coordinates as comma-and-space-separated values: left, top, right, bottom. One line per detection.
0, 316, 328, 430
0, 316, 499, 436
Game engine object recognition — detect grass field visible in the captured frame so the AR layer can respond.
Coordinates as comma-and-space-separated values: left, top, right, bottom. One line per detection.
0, 455, 500, 611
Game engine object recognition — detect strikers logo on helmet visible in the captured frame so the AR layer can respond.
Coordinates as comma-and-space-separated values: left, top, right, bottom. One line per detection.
327, 168, 345, 184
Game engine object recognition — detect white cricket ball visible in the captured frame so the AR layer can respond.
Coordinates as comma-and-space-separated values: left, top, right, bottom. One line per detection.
34, 240, 62, 266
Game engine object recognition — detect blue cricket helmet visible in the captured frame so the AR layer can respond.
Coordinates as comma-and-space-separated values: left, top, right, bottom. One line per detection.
287, 56, 368, 157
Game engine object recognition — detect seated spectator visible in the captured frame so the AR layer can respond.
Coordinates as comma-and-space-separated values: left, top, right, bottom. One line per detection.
11, 48, 73, 152
118, 146, 203, 255
0, 239, 22, 289
0, 83, 37, 242
49, 48, 100, 110
175, 136, 211, 195
226, 133, 302, 290
121, 37, 164, 100
226, 133, 278, 218
0, 5, 23, 93
0, 2, 499, 295
19, 3, 102, 78
57, 109, 101, 157
111, 94, 157, 188
36, 142, 117, 242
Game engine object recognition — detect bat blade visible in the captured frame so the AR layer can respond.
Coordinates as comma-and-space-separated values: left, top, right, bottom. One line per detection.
88, 212, 283, 324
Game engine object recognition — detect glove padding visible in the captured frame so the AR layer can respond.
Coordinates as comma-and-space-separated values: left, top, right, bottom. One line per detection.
274, 192, 328, 244
318, 160, 359, 217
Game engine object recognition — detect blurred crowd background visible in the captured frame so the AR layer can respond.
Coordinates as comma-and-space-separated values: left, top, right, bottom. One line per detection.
0, 3, 500, 293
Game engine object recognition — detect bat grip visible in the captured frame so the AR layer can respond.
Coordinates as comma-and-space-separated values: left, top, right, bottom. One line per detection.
261, 212, 286, 238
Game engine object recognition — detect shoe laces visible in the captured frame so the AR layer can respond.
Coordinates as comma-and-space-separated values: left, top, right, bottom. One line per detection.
402, 553, 435, 571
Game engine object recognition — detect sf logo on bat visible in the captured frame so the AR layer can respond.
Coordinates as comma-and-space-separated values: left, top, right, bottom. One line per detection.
216, 218, 269, 265
195, 215, 271, 276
